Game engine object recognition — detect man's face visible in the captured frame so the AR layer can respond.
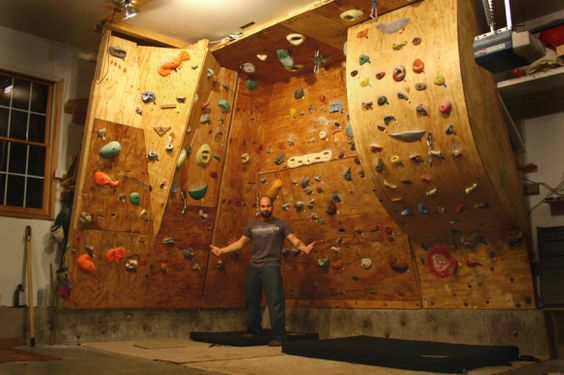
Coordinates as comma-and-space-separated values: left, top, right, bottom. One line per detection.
259, 197, 273, 219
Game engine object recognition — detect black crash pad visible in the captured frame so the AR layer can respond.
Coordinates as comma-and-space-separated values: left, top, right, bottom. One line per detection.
189, 330, 319, 347
282, 335, 520, 373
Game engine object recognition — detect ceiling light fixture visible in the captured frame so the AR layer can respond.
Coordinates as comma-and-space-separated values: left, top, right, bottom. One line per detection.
121, 0, 139, 20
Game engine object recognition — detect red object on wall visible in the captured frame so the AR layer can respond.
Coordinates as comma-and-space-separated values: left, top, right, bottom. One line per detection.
539, 24, 564, 49
426, 247, 458, 277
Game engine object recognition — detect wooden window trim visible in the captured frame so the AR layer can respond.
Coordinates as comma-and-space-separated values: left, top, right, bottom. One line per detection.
0, 73, 62, 220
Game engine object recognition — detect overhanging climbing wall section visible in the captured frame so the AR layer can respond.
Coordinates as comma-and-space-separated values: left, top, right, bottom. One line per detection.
144, 54, 238, 308
345, 0, 534, 308
66, 31, 208, 308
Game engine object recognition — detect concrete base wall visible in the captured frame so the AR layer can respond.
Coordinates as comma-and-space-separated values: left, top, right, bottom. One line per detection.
1, 307, 548, 358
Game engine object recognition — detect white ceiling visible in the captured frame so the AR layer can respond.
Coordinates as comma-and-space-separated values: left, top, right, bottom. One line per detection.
0, 0, 561, 52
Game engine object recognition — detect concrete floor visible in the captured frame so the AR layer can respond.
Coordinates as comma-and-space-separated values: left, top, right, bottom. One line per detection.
0, 339, 536, 375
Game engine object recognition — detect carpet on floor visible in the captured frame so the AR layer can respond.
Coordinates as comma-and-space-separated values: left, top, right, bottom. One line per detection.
0, 347, 61, 364
189, 330, 319, 347
282, 335, 521, 373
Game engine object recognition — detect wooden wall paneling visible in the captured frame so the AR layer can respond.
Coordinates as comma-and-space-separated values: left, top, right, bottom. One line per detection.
137, 39, 208, 236
66, 229, 151, 308
77, 119, 152, 233
345, 0, 518, 239
202, 80, 273, 308
414, 231, 535, 309
457, 0, 528, 233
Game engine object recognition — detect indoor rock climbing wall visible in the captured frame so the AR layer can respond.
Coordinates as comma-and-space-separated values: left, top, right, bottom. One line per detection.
65, 31, 238, 308
345, 0, 534, 308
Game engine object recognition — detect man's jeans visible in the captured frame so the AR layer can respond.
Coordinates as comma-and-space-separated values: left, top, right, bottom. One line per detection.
245, 265, 286, 340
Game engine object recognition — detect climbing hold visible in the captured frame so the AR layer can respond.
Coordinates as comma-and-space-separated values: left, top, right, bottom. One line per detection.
452, 149, 463, 158
166, 136, 174, 152
173, 149, 185, 169
141, 91, 156, 103
426, 188, 438, 197
455, 203, 466, 214
319, 130, 328, 140
445, 124, 457, 135
375, 158, 384, 173
391, 196, 403, 202
383, 179, 398, 190
434, 75, 446, 86
377, 96, 388, 106
330, 101, 343, 113
474, 202, 490, 209
163, 237, 175, 246
377, 124, 386, 131
401, 208, 413, 216
275, 153, 285, 165
198, 209, 208, 223
362, 101, 373, 110
412, 36, 422, 45
207, 68, 215, 77
390, 155, 402, 166
392, 41, 408, 50
439, 100, 452, 114
129, 192, 140, 205
421, 175, 432, 183
465, 183, 478, 194
158, 50, 190, 77
77, 253, 96, 274
427, 247, 457, 277
350, 70, 359, 78
300, 176, 310, 188
256, 54, 268, 61
393, 65, 406, 82
286, 33, 305, 46
397, 92, 409, 100
376, 71, 386, 80
79, 211, 93, 224
430, 150, 444, 160
415, 82, 427, 91
287, 150, 332, 168
196, 144, 211, 166
416, 104, 429, 116
108, 46, 127, 59
241, 153, 250, 164
376, 18, 410, 34
139, 209, 149, 221
105, 247, 125, 263
409, 154, 424, 163
389, 130, 427, 142
401, 179, 412, 185
359, 54, 371, 65
340, 9, 363, 22
245, 79, 257, 91
218, 99, 230, 112
332, 193, 342, 202
326, 200, 337, 215
294, 88, 305, 99
389, 256, 409, 273
294, 201, 304, 210
176, 96, 186, 103
276, 49, 294, 70
188, 184, 208, 200
317, 258, 330, 269
360, 258, 373, 270
417, 203, 430, 215
343, 167, 352, 181
99, 141, 121, 159
182, 248, 194, 260
412, 58, 425, 73
370, 144, 383, 152
199, 112, 211, 124
97, 128, 107, 140
384, 115, 397, 125
94, 172, 119, 187
240, 62, 255, 73
360, 78, 370, 87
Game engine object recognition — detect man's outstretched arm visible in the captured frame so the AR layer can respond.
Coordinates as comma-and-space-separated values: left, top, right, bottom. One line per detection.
210, 235, 250, 257
286, 233, 315, 254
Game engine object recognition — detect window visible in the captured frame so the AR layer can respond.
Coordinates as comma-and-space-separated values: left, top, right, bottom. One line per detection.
0, 70, 58, 219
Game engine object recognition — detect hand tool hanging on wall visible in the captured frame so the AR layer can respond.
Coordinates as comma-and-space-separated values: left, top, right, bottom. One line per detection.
25, 225, 36, 347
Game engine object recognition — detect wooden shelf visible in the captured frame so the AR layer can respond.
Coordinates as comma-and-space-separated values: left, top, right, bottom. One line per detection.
497, 66, 564, 119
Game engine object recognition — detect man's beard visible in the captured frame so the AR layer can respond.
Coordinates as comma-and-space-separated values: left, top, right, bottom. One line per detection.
260, 210, 272, 218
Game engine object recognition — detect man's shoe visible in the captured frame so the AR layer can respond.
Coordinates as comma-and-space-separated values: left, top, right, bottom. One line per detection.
267, 339, 282, 347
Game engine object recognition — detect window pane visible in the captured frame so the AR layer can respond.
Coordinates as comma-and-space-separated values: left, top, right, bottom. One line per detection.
28, 145, 45, 176
9, 109, 27, 140
0, 173, 5, 205
0, 141, 7, 172
0, 107, 7, 137
8, 142, 27, 174
28, 113, 46, 143
6, 174, 24, 206
26, 176, 43, 208
12, 79, 30, 110
31, 82, 49, 113
0, 75, 12, 107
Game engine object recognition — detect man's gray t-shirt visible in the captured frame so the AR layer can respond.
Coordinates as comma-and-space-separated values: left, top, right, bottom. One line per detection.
244, 217, 292, 267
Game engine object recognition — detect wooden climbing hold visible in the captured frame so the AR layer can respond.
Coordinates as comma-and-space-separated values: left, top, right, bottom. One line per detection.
412, 36, 422, 45
376, 71, 386, 80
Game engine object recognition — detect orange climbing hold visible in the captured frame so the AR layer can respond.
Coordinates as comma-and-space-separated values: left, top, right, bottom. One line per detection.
94, 171, 119, 187
105, 247, 126, 263
77, 253, 96, 274
158, 50, 191, 77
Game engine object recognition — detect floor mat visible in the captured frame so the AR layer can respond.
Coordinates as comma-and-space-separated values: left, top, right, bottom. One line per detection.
133, 339, 187, 349
282, 335, 520, 373
0, 347, 61, 364
189, 330, 319, 347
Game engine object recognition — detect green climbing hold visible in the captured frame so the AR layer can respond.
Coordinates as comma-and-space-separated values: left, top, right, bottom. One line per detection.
218, 99, 230, 112
359, 54, 370, 65
176, 148, 187, 169
245, 79, 257, 91
276, 49, 294, 69
294, 88, 304, 99
188, 184, 208, 200
99, 141, 121, 159
129, 192, 140, 205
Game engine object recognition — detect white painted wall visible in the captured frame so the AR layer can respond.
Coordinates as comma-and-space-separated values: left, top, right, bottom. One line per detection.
0, 25, 95, 306
522, 111, 564, 258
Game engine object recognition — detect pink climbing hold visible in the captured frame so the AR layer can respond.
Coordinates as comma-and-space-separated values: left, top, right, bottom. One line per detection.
439, 100, 452, 114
